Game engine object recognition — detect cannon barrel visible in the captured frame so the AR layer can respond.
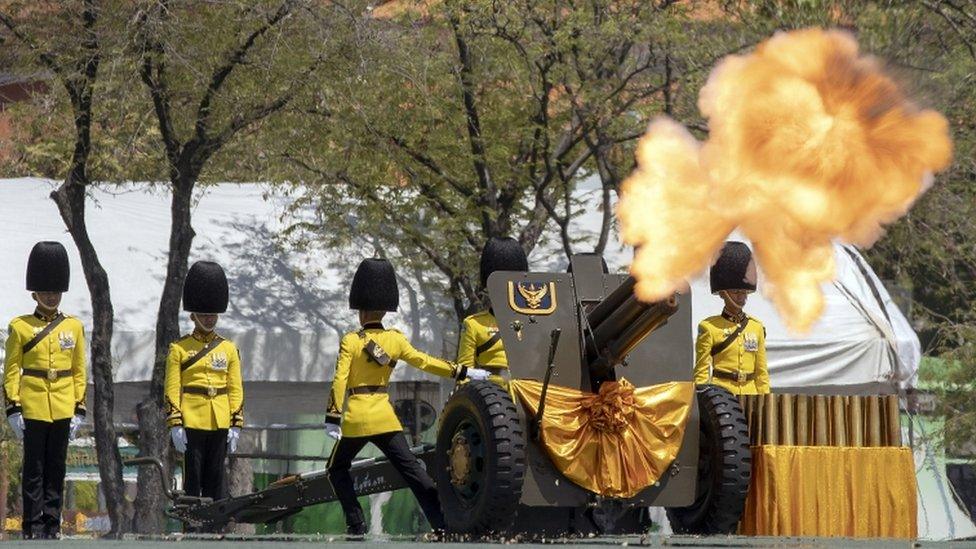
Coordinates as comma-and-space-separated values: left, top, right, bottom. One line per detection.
585, 276, 678, 376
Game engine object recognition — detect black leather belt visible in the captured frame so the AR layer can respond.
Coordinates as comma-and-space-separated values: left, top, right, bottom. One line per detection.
476, 365, 508, 375
22, 368, 71, 381
350, 385, 386, 395
183, 386, 228, 398
713, 369, 755, 383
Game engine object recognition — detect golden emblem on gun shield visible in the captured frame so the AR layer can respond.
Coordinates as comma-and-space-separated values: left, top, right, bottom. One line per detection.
508, 281, 557, 315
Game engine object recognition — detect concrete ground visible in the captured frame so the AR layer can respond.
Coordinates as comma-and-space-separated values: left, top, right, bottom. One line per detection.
0, 534, 969, 548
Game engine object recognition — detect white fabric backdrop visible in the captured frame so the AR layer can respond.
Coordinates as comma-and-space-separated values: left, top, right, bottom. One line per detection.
0, 177, 919, 391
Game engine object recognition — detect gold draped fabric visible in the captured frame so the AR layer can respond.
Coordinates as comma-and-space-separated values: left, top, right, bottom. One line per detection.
510, 378, 694, 498
740, 446, 918, 539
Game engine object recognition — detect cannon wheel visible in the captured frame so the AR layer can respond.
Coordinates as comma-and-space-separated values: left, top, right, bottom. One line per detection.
666, 385, 751, 535
435, 381, 526, 535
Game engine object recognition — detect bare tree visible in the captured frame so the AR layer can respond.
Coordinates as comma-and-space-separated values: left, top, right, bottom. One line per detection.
0, 0, 130, 536
129, 0, 333, 532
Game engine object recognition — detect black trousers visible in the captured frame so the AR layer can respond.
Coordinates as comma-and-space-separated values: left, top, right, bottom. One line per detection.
22, 418, 70, 538
327, 431, 445, 533
184, 428, 228, 500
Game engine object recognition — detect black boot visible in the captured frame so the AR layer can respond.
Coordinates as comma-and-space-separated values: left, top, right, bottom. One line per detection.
25, 522, 46, 540
345, 521, 367, 541
41, 517, 61, 540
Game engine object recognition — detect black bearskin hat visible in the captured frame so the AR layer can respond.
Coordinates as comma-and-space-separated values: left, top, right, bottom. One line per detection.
26, 241, 70, 292
349, 258, 399, 312
479, 237, 528, 287
710, 241, 757, 294
182, 261, 229, 313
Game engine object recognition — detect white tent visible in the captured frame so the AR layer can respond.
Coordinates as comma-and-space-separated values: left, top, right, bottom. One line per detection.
0, 177, 971, 538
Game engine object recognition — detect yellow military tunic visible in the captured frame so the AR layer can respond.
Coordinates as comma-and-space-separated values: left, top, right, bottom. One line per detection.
327, 323, 460, 437
456, 310, 507, 369
3, 312, 87, 422
456, 309, 513, 392
165, 331, 244, 431
694, 312, 770, 395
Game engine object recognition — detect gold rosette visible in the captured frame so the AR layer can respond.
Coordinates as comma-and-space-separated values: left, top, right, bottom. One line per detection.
511, 378, 694, 498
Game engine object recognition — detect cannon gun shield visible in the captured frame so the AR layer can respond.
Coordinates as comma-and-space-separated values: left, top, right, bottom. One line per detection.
469, 261, 748, 535
483, 269, 701, 510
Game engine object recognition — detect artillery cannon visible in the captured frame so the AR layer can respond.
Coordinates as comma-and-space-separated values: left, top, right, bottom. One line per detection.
434, 253, 750, 535
129, 254, 750, 536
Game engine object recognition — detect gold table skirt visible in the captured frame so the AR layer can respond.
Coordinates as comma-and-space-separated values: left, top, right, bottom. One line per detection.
740, 445, 918, 539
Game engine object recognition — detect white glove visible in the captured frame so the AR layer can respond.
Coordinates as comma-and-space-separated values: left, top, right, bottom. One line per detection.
465, 367, 491, 381
69, 414, 84, 440
170, 426, 187, 453
325, 423, 342, 441
7, 413, 24, 441
227, 427, 240, 453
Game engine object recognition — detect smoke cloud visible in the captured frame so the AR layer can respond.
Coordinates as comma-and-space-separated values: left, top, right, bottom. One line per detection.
618, 28, 952, 332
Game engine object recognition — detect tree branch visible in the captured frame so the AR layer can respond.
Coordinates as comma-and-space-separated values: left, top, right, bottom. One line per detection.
66, 0, 100, 188
450, 13, 496, 235
194, 0, 299, 142
922, 0, 976, 60
205, 53, 323, 158
0, 10, 63, 78
137, 4, 181, 168
380, 132, 471, 195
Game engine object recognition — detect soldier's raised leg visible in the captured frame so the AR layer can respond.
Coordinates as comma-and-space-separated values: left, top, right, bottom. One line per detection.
373, 431, 445, 531
327, 436, 370, 534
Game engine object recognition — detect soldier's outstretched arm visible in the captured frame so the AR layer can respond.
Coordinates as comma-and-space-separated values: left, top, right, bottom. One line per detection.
3, 323, 23, 417
693, 323, 712, 385
396, 333, 464, 379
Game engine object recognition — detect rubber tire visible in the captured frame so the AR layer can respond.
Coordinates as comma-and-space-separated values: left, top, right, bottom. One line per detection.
435, 381, 526, 536
666, 385, 751, 535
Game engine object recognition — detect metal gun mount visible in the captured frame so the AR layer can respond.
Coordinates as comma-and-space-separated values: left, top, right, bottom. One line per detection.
125, 445, 436, 530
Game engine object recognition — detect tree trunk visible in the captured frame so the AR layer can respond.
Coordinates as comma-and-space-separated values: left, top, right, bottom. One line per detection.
132, 403, 170, 534
50, 181, 131, 537
225, 452, 254, 534
133, 174, 197, 533
1, 442, 8, 537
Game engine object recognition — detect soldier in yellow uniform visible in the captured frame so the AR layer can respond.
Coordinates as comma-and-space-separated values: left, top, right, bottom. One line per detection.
164, 261, 244, 505
694, 241, 770, 395
456, 237, 528, 382
325, 258, 490, 537
3, 242, 87, 539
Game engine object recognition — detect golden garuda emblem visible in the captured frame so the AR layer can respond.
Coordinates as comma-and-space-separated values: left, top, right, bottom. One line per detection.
508, 281, 557, 315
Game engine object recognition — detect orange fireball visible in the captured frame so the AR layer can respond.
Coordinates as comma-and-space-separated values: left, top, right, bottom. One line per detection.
619, 28, 952, 333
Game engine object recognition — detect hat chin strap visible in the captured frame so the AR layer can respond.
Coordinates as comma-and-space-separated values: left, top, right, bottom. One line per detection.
190, 313, 218, 332
719, 290, 745, 313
